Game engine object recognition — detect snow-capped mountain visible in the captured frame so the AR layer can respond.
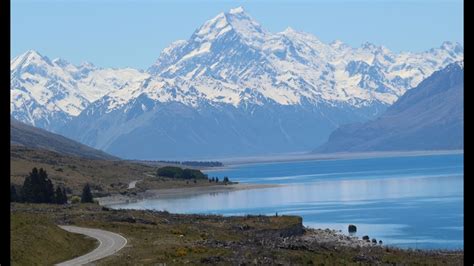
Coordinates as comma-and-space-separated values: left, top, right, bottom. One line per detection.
11, 50, 148, 130
316, 61, 464, 152
10, 7, 463, 159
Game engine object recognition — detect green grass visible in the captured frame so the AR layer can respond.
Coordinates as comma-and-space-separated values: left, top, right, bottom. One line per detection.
11, 212, 97, 266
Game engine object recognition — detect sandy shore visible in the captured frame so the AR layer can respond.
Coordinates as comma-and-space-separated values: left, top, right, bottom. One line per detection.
98, 183, 279, 206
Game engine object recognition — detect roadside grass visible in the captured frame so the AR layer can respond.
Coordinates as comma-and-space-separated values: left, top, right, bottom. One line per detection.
11, 212, 97, 266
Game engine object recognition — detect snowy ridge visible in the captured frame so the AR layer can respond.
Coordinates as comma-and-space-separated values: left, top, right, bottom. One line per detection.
11, 50, 147, 129
141, 7, 463, 112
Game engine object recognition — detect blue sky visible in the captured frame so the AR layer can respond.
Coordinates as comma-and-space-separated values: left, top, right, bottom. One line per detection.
11, 0, 463, 69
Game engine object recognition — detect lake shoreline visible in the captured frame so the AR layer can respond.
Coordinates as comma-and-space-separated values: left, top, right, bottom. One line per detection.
98, 152, 463, 250
97, 182, 280, 207
204, 149, 464, 171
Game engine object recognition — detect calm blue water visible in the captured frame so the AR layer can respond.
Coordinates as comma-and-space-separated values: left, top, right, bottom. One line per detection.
113, 154, 464, 250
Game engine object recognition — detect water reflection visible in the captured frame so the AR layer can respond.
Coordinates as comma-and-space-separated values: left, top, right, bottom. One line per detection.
113, 154, 463, 249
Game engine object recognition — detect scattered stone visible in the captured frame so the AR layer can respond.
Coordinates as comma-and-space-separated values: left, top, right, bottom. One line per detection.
348, 224, 357, 233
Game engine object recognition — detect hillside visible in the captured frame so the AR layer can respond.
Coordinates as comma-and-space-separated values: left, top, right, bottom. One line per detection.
10, 145, 230, 197
11, 119, 118, 160
316, 61, 463, 153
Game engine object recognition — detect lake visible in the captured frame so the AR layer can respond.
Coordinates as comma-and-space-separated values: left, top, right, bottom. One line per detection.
113, 153, 464, 250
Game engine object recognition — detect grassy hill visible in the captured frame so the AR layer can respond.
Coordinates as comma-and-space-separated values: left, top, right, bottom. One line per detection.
11, 210, 96, 265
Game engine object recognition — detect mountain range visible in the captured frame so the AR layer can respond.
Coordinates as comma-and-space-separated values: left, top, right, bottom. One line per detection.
10, 7, 463, 159
315, 61, 463, 152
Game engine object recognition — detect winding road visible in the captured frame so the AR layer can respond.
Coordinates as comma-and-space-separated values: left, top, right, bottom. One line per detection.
56, 226, 127, 266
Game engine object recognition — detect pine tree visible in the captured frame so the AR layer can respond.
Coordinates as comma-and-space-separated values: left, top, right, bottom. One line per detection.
22, 167, 38, 202
39, 168, 54, 203
55, 186, 66, 204
81, 184, 94, 203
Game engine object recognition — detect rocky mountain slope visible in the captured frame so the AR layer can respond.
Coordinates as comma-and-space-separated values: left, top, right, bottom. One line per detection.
315, 61, 464, 152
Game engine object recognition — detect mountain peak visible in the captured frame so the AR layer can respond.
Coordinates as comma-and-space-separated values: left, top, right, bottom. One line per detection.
228, 6, 245, 14
14, 50, 45, 63
11, 49, 52, 70
79, 61, 96, 69
282, 27, 296, 34
24, 49, 42, 57
193, 12, 230, 41
330, 40, 349, 50
361, 41, 378, 50
193, 6, 266, 44
440, 41, 463, 53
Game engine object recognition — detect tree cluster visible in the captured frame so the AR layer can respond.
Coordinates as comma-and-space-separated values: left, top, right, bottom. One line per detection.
156, 166, 207, 180
11, 167, 67, 204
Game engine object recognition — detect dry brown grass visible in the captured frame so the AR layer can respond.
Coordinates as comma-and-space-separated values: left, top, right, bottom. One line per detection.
11, 146, 225, 196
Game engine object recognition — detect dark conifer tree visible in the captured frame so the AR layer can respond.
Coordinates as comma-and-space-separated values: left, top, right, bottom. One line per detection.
22, 167, 38, 202
55, 186, 67, 204
39, 168, 54, 203
81, 184, 94, 203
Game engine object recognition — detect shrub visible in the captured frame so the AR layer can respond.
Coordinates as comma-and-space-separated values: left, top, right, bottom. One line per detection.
71, 196, 81, 204
175, 247, 187, 257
